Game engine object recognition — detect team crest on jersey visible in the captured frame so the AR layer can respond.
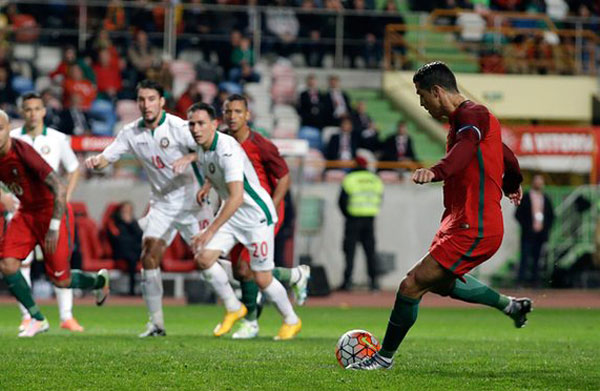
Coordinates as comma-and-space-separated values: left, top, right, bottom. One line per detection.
41, 145, 51, 155
160, 137, 170, 148
209, 163, 216, 174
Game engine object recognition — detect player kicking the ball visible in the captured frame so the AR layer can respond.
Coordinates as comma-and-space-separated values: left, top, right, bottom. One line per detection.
187, 102, 301, 340
85, 80, 236, 337
0, 109, 109, 337
348, 62, 531, 370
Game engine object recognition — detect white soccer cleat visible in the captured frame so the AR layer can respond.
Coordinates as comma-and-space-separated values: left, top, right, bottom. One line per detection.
292, 265, 311, 306
232, 319, 259, 339
94, 269, 110, 306
18, 318, 50, 338
139, 322, 167, 338
346, 353, 393, 371
18, 318, 32, 333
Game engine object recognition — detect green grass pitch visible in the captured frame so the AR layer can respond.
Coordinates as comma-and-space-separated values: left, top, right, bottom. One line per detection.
0, 304, 597, 391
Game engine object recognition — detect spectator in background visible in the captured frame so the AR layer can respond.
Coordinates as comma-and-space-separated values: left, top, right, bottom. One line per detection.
229, 37, 260, 84
50, 45, 96, 85
145, 55, 174, 104
129, 0, 157, 33
351, 101, 372, 132
107, 202, 143, 296
338, 155, 384, 291
63, 64, 97, 112
323, 75, 352, 126
41, 88, 64, 130
297, 0, 324, 67
93, 48, 123, 101
103, 0, 127, 32
297, 74, 325, 130
60, 94, 92, 135
515, 174, 555, 287
381, 120, 416, 162
0, 65, 17, 117
357, 120, 380, 155
175, 82, 203, 118
265, 0, 300, 58
127, 30, 160, 86
345, 0, 381, 68
325, 116, 358, 161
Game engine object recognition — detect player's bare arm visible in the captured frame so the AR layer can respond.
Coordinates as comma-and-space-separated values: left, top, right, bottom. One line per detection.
193, 181, 243, 251
84, 154, 110, 170
43, 171, 67, 254
172, 152, 198, 174
196, 179, 213, 205
412, 168, 435, 184
271, 173, 290, 211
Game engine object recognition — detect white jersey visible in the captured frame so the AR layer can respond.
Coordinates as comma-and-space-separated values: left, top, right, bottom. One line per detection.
102, 112, 203, 214
11, 126, 79, 173
198, 131, 277, 229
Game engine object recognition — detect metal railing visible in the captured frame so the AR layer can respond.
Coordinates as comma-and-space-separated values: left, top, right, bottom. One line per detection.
384, 9, 600, 75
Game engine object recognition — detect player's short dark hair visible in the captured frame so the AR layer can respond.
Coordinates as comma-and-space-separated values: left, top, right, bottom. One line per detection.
224, 94, 248, 109
20, 91, 43, 107
187, 102, 217, 120
136, 79, 165, 98
412, 61, 459, 93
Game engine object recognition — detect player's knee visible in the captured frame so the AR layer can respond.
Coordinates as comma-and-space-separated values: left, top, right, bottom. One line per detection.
195, 252, 214, 270
234, 262, 251, 281
0, 258, 20, 275
398, 274, 419, 296
53, 278, 70, 288
253, 271, 272, 290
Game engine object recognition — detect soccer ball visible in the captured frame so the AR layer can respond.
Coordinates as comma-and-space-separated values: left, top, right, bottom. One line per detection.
335, 329, 381, 368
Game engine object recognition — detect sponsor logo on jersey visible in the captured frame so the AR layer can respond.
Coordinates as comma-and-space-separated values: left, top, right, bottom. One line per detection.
209, 163, 216, 174
160, 137, 170, 148
41, 145, 51, 155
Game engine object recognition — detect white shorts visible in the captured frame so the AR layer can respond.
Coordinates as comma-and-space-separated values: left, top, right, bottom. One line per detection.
205, 221, 274, 272
141, 203, 213, 246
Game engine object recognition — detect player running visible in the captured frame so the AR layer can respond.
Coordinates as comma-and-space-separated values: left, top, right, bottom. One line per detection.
0, 109, 109, 337
348, 62, 531, 370
85, 80, 239, 337
222, 95, 310, 339
9, 92, 83, 333
187, 102, 302, 340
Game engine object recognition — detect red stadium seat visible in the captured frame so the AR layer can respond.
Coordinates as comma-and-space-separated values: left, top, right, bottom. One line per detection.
76, 216, 116, 271
162, 234, 196, 272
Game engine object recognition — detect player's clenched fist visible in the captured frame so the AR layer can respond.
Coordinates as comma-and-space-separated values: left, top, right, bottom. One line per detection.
85, 154, 109, 170
412, 168, 435, 184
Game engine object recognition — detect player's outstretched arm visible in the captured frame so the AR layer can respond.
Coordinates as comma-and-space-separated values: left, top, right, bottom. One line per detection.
412, 168, 435, 184
44, 171, 67, 254
84, 154, 110, 171
172, 152, 198, 174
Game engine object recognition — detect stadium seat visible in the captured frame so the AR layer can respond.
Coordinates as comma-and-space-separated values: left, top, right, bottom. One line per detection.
196, 81, 218, 104
321, 126, 340, 146
116, 99, 141, 123
34, 46, 62, 75
162, 234, 195, 272
76, 214, 116, 272
304, 148, 326, 182
298, 126, 323, 151
100, 202, 141, 272
272, 104, 298, 120
89, 99, 117, 136
170, 60, 196, 99
13, 44, 35, 61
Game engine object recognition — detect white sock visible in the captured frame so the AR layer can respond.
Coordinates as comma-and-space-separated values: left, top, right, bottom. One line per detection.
217, 258, 240, 288
262, 278, 299, 325
18, 266, 32, 320
202, 262, 241, 312
290, 268, 301, 285
141, 268, 164, 329
54, 287, 73, 322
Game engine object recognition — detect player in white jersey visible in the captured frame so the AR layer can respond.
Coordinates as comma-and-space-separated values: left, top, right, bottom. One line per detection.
187, 102, 302, 340
8, 92, 83, 333
85, 80, 227, 337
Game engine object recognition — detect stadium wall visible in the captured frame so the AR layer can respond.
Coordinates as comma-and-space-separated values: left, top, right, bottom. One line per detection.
384, 71, 598, 121
74, 181, 520, 289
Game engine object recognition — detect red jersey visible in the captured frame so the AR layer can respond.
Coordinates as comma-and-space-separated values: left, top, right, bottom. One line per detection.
0, 138, 54, 212
430, 101, 506, 238
240, 131, 289, 195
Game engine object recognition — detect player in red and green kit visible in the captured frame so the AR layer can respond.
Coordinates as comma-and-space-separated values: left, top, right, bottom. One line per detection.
348, 62, 531, 370
0, 110, 109, 337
